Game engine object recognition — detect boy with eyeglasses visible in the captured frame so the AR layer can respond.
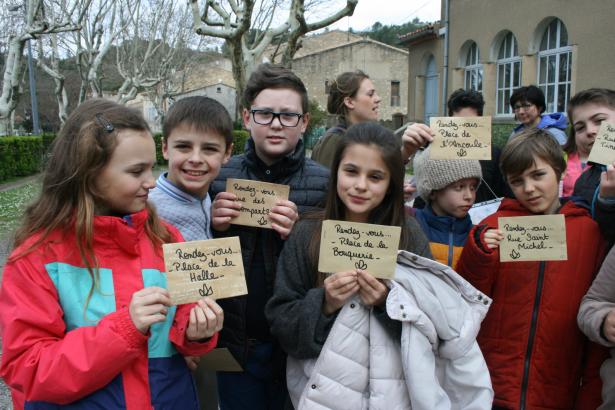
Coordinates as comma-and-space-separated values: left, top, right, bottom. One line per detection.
209, 63, 329, 410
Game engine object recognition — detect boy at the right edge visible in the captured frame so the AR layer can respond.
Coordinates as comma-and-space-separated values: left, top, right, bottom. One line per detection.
457, 129, 607, 409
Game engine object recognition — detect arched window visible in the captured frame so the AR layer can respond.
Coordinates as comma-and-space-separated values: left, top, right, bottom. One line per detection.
538, 19, 571, 112
464, 42, 482, 92
496, 32, 521, 115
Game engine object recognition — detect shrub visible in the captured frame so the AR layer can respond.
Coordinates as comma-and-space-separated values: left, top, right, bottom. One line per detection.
231, 130, 250, 155
0, 136, 44, 182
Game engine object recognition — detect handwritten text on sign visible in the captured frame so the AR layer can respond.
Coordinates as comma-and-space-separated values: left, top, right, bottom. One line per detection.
429, 116, 492, 160
498, 215, 567, 262
587, 122, 615, 166
163, 237, 247, 305
318, 220, 401, 279
226, 178, 290, 229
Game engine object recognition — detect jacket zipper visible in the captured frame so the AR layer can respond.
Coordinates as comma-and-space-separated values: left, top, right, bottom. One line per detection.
519, 261, 546, 410
447, 229, 454, 267
200, 200, 210, 238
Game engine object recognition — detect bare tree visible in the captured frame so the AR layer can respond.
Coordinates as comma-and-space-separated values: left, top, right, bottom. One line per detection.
0, 0, 85, 120
35, 0, 90, 125
115, 0, 205, 105
189, 0, 358, 115
69, 0, 131, 102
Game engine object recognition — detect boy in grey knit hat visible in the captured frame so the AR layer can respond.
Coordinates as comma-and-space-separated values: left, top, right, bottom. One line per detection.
411, 145, 482, 269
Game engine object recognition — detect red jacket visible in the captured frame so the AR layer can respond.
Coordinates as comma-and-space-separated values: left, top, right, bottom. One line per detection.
457, 198, 607, 410
0, 209, 218, 409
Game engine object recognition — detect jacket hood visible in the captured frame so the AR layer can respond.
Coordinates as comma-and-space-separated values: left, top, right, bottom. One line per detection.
538, 112, 568, 130
513, 112, 568, 133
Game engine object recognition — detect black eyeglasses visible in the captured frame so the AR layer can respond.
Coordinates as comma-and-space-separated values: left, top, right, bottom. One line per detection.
250, 109, 303, 127
513, 103, 534, 111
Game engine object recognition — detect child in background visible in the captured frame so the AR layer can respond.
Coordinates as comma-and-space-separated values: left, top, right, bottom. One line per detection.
401, 89, 511, 206
148, 96, 233, 410
265, 122, 492, 409
209, 64, 329, 410
569, 88, 615, 246
0, 99, 222, 410
412, 146, 482, 269
457, 129, 606, 409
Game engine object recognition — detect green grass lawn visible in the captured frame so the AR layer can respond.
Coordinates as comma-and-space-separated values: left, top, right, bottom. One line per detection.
0, 181, 41, 241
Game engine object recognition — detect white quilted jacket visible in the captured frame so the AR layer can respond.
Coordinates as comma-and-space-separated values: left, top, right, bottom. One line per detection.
287, 251, 494, 410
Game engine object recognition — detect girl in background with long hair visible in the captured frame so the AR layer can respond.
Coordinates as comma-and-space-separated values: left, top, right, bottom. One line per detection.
311, 70, 381, 168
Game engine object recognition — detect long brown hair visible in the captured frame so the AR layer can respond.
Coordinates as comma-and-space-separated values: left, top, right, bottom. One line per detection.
12, 99, 174, 306
307, 122, 409, 285
327, 70, 370, 120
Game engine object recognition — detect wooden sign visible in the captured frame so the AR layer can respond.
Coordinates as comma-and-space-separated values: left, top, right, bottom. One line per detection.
318, 220, 401, 279
498, 215, 567, 262
429, 116, 492, 160
163, 237, 247, 305
226, 178, 290, 229
588, 122, 615, 166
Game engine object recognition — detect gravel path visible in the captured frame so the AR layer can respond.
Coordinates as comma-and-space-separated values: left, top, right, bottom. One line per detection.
1, 237, 14, 409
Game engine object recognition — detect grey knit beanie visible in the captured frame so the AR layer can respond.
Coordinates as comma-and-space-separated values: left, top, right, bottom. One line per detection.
413, 145, 483, 202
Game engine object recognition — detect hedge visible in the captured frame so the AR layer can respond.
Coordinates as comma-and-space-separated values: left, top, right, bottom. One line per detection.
0, 124, 516, 184
0, 136, 45, 182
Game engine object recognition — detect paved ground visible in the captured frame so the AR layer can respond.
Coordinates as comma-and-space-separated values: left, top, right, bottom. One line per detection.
1, 237, 13, 409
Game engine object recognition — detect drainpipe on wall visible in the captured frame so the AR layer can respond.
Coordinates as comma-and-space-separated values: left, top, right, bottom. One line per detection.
441, 0, 450, 114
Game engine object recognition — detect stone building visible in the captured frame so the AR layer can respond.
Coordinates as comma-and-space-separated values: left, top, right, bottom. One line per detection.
173, 61, 236, 119
287, 30, 409, 129
400, 0, 615, 124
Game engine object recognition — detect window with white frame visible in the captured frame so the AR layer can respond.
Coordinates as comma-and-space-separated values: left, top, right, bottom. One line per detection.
538, 19, 572, 113
496, 32, 522, 115
464, 42, 483, 92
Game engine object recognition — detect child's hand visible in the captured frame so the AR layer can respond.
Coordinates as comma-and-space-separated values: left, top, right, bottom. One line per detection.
129, 286, 171, 334
602, 309, 615, 343
269, 199, 299, 239
401, 123, 434, 161
599, 162, 615, 199
357, 269, 388, 307
212, 192, 241, 231
484, 228, 504, 249
184, 356, 201, 371
323, 270, 359, 315
186, 297, 224, 341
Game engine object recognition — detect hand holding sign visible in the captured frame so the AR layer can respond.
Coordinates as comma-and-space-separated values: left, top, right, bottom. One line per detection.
429, 116, 492, 160
186, 298, 224, 340
164, 237, 247, 305
323, 270, 359, 315
318, 220, 401, 279
498, 215, 567, 262
588, 122, 615, 166
225, 179, 290, 229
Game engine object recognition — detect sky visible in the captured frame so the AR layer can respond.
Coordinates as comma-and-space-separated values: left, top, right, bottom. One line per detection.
327, 0, 441, 32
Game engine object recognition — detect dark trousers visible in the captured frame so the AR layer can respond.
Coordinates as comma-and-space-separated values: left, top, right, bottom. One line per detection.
217, 342, 288, 410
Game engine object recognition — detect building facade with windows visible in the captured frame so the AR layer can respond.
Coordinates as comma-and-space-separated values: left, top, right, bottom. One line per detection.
400, 0, 615, 124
